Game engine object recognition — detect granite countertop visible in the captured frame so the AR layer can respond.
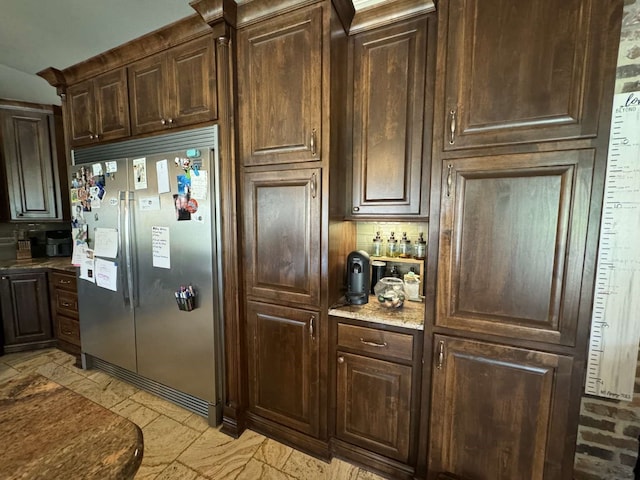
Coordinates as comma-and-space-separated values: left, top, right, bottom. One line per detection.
0, 256, 76, 272
329, 295, 425, 330
0, 374, 143, 480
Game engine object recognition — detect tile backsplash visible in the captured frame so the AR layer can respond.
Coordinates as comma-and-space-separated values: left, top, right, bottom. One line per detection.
355, 221, 428, 257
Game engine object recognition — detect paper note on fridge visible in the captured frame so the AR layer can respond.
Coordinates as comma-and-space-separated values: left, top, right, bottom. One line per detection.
94, 258, 117, 291
190, 170, 208, 200
152, 226, 171, 269
139, 196, 161, 211
156, 159, 171, 194
79, 247, 95, 283
93, 227, 119, 258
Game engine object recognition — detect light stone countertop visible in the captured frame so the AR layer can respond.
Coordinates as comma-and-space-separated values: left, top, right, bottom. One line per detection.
0, 256, 76, 272
0, 374, 143, 479
329, 295, 425, 330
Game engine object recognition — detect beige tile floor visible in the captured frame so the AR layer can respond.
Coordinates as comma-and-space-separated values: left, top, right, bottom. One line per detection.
0, 348, 386, 480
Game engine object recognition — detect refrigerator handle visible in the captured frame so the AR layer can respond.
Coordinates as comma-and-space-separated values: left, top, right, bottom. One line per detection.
124, 191, 135, 311
118, 191, 130, 306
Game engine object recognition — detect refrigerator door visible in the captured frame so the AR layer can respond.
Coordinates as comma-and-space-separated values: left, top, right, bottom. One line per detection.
73, 159, 137, 372
130, 150, 218, 402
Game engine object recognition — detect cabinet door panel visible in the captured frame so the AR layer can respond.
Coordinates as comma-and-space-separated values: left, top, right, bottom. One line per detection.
243, 168, 321, 306
169, 37, 217, 126
1, 111, 57, 220
238, 5, 322, 165
336, 352, 412, 461
247, 301, 319, 436
66, 81, 95, 146
352, 17, 431, 216
94, 69, 130, 141
0, 273, 52, 345
437, 151, 594, 345
443, 0, 614, 149
128, 54, 167, 135
429, 336, 573, 479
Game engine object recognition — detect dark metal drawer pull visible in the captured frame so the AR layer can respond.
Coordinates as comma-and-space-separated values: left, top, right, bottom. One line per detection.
62, 330, 74, 336
61, 302, 71, 307
360, 338, 387, 348
59, 279, 71, 285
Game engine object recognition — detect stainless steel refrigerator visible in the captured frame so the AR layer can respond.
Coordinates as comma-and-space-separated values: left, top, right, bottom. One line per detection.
70, 126, 223, 424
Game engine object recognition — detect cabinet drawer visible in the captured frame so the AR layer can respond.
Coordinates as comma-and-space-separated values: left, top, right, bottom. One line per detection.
56, 315, 80, 347
50, 271, 77, 291
54, 289, 78, 317
337, 323, 413, 362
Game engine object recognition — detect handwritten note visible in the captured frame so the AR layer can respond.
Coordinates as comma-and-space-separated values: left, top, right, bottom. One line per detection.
190, 170, 208, 200
152, 226, 170, 269
93, 228, 118, 258
94, 258, 117, 291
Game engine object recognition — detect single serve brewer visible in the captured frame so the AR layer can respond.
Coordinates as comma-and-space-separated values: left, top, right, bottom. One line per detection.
345, 250, 370, 305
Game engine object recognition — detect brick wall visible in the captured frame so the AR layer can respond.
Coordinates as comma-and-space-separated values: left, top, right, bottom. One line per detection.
573, 1, 640, 478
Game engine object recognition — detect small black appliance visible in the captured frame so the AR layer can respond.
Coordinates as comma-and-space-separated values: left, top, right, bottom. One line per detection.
345, 250, 370, 305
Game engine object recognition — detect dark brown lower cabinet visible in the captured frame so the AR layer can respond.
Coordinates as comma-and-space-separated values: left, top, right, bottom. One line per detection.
49, 270, 80, 358
333, 319, 421, 479
246, 300, 320, 437
336, 352, 412, 460
428, 335, 574, 480
0, 272, 54, 352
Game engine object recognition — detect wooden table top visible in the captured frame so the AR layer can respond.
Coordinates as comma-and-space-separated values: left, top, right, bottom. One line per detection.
0, 374, 143, 480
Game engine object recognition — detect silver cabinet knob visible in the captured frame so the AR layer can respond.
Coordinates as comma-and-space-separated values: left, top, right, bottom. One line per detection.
337, 356, 345, 364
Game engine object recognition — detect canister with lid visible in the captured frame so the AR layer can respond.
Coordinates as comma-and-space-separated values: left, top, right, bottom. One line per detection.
387, 232, 399, 257
414, 232, 426, 260
371, 231, 383, 257
399, 232, 412, 258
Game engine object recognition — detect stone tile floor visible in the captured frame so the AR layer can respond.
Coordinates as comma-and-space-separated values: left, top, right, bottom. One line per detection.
0, 348, 386, 480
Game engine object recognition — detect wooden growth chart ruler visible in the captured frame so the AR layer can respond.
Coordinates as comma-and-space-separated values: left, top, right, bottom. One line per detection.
585, 91, 640, 401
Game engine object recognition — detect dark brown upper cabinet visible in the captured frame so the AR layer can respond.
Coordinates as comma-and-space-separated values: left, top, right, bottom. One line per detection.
441, 0, 616, 151
350, 15, 434, 218
429, 335, 575, 479
0, 105, 64, 221
437, 150, 595, 346
242, 167, 321, 307
238, 4, 322, 166
129, 35, 217, 135
65, 69, 130, 147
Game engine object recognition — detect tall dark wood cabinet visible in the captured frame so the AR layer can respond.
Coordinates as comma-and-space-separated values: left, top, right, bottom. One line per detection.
0, 272, 55, 353
349, 15, 435, 218
236, 0, 352, 457
421, 0, 624, 478
0, 102, 66, 221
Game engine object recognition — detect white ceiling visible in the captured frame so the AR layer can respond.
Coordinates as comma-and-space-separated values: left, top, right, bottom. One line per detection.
0, 0, 381, 106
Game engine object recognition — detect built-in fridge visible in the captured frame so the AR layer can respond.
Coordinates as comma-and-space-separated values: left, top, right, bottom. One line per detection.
69, 126, 223, 424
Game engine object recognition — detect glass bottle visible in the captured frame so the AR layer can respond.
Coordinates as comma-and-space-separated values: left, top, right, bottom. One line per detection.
387, 232, 398, 258
414, 232, 426, 260
399, 232, 412, 258
371, 231, 383, 257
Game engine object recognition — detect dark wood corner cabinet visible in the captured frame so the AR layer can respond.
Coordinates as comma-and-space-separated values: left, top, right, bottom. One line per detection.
332, 318, 423, 480
48, 270, 80, 358
65, 69, 130, 147
0, 101, 67, 221
0, 271, 55, 353
422, 0, 623, 478
349, 14, 435, 218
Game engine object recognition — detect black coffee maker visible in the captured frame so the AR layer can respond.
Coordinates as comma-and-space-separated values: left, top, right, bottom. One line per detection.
345, 250, 370, 305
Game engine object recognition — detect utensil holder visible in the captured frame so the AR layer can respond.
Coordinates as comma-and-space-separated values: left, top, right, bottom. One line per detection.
176, 295, 195, 312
